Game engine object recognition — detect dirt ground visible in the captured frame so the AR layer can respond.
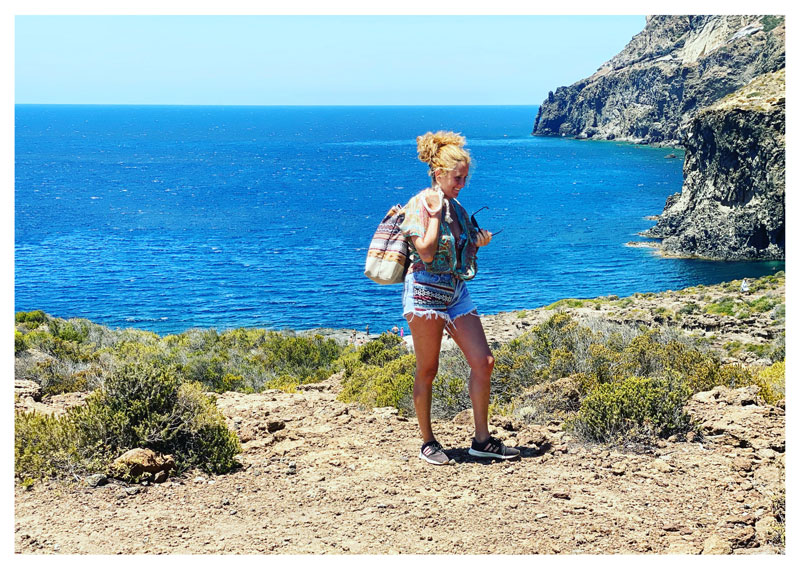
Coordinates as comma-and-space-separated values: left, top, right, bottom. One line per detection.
14, 370, 784, 555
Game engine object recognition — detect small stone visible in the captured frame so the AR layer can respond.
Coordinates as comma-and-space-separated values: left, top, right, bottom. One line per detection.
666, 541, 700, 554
194, 476, 207, 484
453, 408, 472, 425
125, 487, 140, 496
611, 462, 627, 476
702, 535, 733, 555
755, 516, 778, 542
85, 474, 108, 488
730, 527, 756, 547
653, 459, 673, 473
756, 448, 777, 460
552, 490, 571, 500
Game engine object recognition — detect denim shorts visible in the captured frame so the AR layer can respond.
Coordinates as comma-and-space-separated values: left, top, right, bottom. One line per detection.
402, 269, 477, 327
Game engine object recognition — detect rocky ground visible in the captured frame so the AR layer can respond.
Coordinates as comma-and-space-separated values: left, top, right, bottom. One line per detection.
14, 277, 785, 555
14, 374, 784, 555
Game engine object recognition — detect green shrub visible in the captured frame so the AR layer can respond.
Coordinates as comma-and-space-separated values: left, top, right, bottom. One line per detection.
15, 330, 27, 355
338, 353, 416, 413
546, 298, 585, 310
515, 376, 582, 424
48, 319, 90, 343
569, 375, 693, 442
335, 334, 416, 413
705, 299, 737, 317
259, 333, 343, 387
15, 312, 345, 396
34, 359, 90, 395
754, 361, 785, 405
748, 296, 780, 313
430, 350, 473, 419
750, 271, 784, 292
770, 492, 786, 547
15, 410, 99, 482
761, 15, 784, 33
15, 361, 241, 483
15, 310, 48, 325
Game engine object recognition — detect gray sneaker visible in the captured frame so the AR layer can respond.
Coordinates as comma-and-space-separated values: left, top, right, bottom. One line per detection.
419, 440, 454, 465
468, 436, 520, 460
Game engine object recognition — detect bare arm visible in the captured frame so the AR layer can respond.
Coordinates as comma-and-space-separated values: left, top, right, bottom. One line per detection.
411, 189, 443, 263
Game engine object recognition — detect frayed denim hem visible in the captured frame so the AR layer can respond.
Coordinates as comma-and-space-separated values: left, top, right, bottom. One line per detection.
447, 309, 478, 332
404, 309, 452, 327
404, 308, 478, 332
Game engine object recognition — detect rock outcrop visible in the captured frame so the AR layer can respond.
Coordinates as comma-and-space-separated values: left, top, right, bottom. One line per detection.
109, 448, 175, 483
641, 70, 785, 259
532, 15, 785, 146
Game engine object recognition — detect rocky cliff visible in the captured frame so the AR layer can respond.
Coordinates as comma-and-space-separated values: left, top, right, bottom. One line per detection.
533, 15, 785, 146
641, 70, 785, 260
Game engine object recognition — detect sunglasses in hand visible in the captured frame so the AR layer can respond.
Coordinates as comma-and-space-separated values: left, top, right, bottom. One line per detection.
471, 206, 503, 236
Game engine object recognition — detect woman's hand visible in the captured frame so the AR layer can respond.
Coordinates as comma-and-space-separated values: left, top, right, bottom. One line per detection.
422, 188, 443, 215
476, 228, 492, 247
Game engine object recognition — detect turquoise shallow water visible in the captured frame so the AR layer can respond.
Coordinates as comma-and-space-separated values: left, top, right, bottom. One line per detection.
14, 105, 784, 335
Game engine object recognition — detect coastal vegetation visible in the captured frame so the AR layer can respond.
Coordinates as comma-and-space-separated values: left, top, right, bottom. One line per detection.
14, 319, 343, 483
15, 273, 784, 483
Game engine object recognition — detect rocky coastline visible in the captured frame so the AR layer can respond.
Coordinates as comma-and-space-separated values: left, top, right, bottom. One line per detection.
641, 70, 785, 260
531, 15, 785, 262
532, 15, 785, 146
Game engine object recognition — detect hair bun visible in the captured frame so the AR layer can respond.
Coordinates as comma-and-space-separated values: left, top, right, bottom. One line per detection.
416, 131, 466, 166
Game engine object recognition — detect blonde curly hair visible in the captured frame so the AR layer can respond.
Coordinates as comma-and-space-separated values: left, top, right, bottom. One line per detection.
416, 130, 471, 181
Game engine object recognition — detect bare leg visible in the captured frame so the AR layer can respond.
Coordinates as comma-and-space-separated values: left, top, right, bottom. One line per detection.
406, 314, 447, 443
447, 313, 494, 443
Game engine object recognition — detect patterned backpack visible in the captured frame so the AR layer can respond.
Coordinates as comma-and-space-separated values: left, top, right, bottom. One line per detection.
364, 204, 410, 284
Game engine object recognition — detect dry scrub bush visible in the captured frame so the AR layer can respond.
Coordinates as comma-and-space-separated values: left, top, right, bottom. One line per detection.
494, 313, 772, 442
15, 360, 241, 485
14, 311, 344, 395
568, 375, 693, 442
337, 334, 416, 412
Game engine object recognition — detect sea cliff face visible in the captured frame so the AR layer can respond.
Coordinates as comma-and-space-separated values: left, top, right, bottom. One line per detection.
533, 15, 785, 146
642, 70, 785, 260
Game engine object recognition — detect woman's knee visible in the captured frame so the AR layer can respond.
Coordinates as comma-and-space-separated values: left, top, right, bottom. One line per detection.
470, 353, 494, 376
415, 362, 439, 383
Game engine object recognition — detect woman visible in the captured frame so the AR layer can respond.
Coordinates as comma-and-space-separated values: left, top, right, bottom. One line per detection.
400, 131, 520, 465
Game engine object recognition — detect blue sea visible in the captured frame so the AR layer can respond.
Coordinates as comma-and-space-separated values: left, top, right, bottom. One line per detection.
15, 105, 784, 336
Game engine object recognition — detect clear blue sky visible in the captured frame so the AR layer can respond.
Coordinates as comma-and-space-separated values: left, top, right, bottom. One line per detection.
15, 15, 646, 105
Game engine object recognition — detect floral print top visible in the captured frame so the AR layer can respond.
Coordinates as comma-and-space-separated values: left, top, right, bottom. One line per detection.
400, 189, 478, 281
